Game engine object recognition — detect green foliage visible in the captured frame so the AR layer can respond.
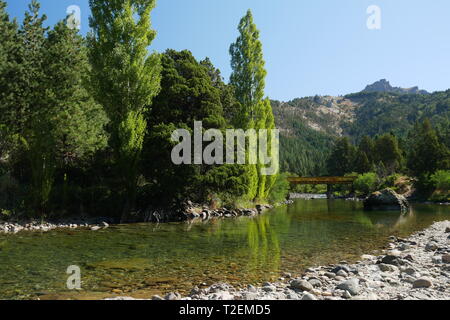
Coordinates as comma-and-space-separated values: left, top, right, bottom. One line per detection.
229, 10, 278, 201
430, 170, 450, 191
407, 119, 449, 177
268, 172, 290, 203
88, 0, 161, 217
374, 133, 403, 174
230, 9, 266, 126
142, 50, 232, 205
354, 172, 379, 195
326, 137, 356, 176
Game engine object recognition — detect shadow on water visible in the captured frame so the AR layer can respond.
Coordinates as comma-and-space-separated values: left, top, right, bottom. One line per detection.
0, 199, 449, 299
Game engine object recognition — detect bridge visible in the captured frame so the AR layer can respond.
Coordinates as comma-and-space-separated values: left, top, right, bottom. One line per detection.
288, 176, 357, 199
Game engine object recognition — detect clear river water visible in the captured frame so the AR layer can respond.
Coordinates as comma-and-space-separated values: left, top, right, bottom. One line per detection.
0, 199, 449, 300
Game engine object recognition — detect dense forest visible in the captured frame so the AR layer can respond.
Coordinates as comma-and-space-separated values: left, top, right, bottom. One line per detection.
0, 1, 281, 221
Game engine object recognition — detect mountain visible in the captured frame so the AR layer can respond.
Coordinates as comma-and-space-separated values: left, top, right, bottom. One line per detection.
362, 79, 429, 95
272, 83, 450, 175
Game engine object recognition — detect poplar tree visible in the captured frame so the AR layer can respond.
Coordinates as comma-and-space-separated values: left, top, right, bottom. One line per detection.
229, 10, 277, 201
88, 0, 161, 218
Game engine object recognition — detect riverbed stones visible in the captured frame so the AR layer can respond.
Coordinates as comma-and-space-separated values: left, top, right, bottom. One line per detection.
380, 255, 403, 266
412, 278, 433, 289
336, 270, 348, 277
164, 292, 181, 300
378, 263, 398, 272
301, 293, 317, 300
290, 279, 313, 292
336, 278, 360, 296
442, 254, 450, 264
425, 242, 439, 252
308, 279, 322, 288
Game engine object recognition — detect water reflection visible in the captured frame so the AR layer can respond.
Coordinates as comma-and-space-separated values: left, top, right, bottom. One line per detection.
0, 200, 449, 299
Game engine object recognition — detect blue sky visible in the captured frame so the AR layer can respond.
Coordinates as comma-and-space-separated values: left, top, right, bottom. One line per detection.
5, 0, 450, 101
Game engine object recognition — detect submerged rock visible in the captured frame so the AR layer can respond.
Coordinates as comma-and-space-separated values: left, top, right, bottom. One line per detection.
363, 188, 409, 212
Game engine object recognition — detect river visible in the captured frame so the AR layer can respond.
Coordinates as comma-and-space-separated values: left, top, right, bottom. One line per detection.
0, 199, 449, 300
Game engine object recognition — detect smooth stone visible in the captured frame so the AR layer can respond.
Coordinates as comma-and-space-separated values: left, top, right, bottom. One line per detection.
412, 278, 432, 289
290, 279, 313, 292
343, 290, 352, 299
379, 263, 398, 272
165, 292, 181, 300
301, 293, 317, 300
425, 242, 439, 252
336, 270, 348, 277
336, 278, 360, 296
308, 279, 322, 288
442, 254, 450, 264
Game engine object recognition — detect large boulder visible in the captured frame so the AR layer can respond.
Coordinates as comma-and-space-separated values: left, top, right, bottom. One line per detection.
363, 188, 409, 212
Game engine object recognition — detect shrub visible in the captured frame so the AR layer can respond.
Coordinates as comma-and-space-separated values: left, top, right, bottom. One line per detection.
430, 170, 450, 191
268, 172, 291, 203
354, 172, 379, 195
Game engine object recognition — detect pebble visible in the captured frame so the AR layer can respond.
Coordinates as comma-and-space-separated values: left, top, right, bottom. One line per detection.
412, 278, 432, 289
290, 279, 313, 292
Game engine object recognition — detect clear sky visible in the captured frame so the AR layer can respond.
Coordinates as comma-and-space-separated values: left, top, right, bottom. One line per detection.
5, 0, 450, 101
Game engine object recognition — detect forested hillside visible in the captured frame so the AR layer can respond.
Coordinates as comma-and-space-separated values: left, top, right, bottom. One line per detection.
273, 82, 450, 176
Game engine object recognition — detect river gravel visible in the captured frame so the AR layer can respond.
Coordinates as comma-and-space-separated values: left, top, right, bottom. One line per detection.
107, 220, 450, 301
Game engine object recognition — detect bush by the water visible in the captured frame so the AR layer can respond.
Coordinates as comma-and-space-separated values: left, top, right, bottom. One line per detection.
354, 172, 379, 195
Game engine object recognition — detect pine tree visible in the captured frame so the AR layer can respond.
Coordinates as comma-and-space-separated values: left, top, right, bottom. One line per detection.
354, 150, 372, 174
16, 0, 51, 216
0, 0, 20, 157
374, 133, 403, 174
327, 137, 357, 176
407, 119, 449, 176
44, 20, 108, 165
88, 0, 161, 218
358, 136, 375, 164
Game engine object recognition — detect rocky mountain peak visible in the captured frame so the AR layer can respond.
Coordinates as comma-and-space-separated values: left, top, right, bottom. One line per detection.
363, 79, 429, 95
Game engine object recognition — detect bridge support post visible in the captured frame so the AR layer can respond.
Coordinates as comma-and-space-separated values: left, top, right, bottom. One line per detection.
327, 184, 333, 199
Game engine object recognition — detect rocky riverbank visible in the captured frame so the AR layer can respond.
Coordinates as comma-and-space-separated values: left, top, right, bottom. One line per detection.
0, 217, 114, 234
110, 220, 450, 301
0, 200, 294, 234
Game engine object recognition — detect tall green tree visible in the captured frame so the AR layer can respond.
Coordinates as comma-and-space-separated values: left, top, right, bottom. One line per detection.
327, 137, 357, 176
358, 136, 375, 164
15, 0, 50, 216
230, 9, 267, 128
229, 10, 277, 201
407, 119, 449, 176
354, 150, 372, 174
88, 0, 161, 219
0, 0, 20, 159
374, 133, 403, 174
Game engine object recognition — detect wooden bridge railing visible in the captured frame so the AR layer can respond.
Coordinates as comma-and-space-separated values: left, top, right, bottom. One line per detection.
287, 176, 357, 185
